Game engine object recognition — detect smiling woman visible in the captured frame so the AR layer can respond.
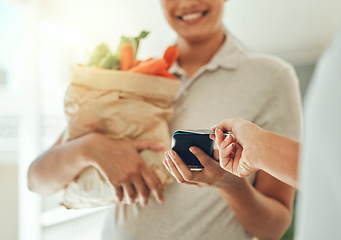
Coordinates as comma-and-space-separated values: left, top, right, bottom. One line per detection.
25, 0, 301, 239
5, 0, 339, 239
99, 0, 301, 240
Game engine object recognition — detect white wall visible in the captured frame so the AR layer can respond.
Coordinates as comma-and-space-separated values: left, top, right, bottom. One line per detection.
294, 65, 316, 101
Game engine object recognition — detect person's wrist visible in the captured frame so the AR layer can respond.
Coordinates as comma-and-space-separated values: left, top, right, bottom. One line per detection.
240, 124, 264, 173
214, 169, 248, 188
215, 175, 248, 193
76, 132, 97, 168
256, 129, 273, 172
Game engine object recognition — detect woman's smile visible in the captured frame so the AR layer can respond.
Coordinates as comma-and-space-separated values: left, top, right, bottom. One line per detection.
161, 0, 225, 43
177, 10, 209, 24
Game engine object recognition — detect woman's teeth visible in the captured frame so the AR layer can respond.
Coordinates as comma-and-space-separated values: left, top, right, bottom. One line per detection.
181, 12, 203, 21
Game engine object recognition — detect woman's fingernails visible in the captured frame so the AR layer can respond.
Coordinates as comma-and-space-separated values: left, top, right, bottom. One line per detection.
164, 151, 167, 158
165, 150, 171, 158
140, 197, 146, 207
169, 150, 175, 159
224, 133, 231, 141
163, 159, 168, 167
159, 196, 165, 204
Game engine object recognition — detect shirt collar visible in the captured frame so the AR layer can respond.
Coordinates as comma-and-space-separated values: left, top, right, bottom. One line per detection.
169, 32, 244, 79
207, 35, 243, 70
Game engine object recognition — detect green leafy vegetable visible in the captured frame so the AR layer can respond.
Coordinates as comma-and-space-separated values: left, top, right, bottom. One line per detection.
86, 30, 149, 70
87, 43, 111, 67
118, 30, 150, 59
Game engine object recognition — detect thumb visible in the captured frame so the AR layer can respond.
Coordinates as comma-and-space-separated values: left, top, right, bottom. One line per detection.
212, 118, 236, 133
189, 147, 215, 167
214, 128, 225, 148
132, 139, 164, 151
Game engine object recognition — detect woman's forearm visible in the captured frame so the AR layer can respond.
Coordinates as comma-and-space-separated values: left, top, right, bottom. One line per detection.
27, 136, 91, 195
258, 130, 300, 188
213, 118, 300, 188
217, 180, 292, 240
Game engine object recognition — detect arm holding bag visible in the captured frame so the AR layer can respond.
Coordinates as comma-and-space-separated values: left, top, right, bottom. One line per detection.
61, 65, 181, 208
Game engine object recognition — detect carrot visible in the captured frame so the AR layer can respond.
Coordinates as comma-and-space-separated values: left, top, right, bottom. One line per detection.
163, 46, 179, 70
128, 58, 168, 75
144, 58, 154, 62
157, 69, 176, 79
132, 59, 142, 67
119, 43, 134, 71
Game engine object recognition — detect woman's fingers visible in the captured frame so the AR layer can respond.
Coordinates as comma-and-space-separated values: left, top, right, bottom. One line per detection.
141, 168, 164, 204
165, 148, 242, 188
214, 128, 225, 148
212, 118, 237, 133
219, 143, 234, 172
168, 150, 197, 182
122, 182, 137, 204
163, 158, 171, 172
164, 151, 199, 185
89, 138, 167, 206
189, 147, 218, 170
220, 134, 233, 149
233, 144, 243, 176
113, 185, 124, 202
131, 175, 150, 206
219, 142, 235, 159
165, 151, 187, 183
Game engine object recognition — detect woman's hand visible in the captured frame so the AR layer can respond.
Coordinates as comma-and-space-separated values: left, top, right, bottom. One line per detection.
163, 147, 241, 189
82, 132, 165, 206
211, 118, 265, 178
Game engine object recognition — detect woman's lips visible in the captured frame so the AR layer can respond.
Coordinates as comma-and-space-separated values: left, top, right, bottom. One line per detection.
177, 10, 208, 22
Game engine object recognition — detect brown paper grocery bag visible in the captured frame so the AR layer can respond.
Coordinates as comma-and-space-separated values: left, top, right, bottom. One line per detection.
61, 65, 181, 209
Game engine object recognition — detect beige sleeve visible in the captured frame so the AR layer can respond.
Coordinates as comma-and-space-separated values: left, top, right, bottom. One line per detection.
255, 65, 303, 141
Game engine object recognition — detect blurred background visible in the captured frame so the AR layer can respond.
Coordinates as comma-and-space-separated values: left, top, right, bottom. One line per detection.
1, 0, 341, 239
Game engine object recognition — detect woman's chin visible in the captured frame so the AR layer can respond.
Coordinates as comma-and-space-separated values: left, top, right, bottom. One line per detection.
180, 33, 212, 44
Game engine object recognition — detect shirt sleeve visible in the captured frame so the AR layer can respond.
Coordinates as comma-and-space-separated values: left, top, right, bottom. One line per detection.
254, 64, 303, 141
